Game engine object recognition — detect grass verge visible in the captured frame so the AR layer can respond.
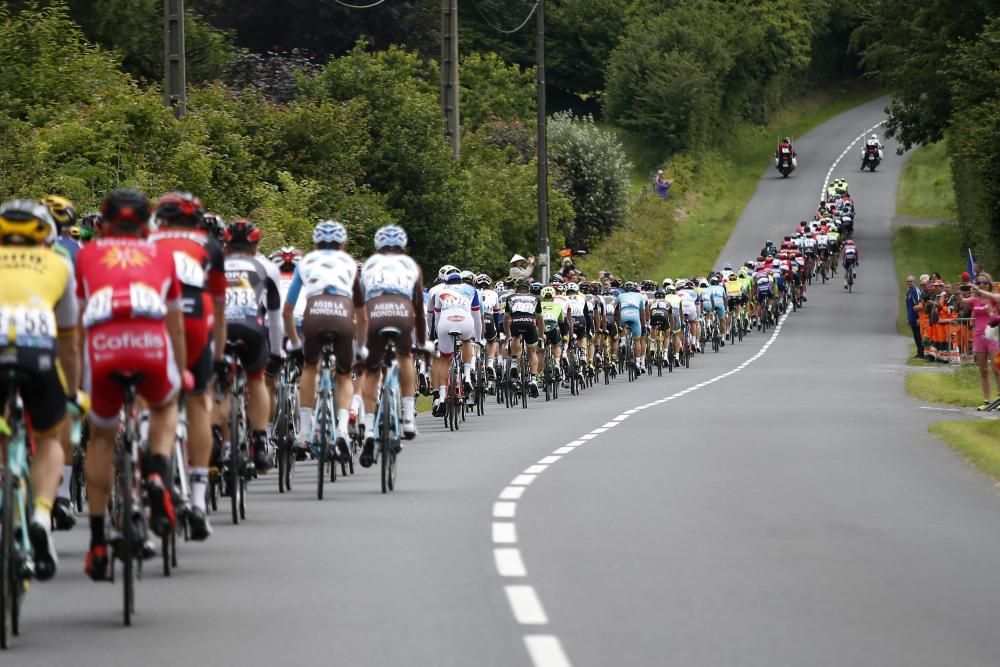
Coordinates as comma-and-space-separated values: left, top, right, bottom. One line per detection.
896, 140, 957, 218
906, 365, 984, 408
929, 419, 1000, 481
580, 82, 884, 279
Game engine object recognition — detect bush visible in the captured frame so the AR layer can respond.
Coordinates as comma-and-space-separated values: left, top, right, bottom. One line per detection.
548, 112, 631, 249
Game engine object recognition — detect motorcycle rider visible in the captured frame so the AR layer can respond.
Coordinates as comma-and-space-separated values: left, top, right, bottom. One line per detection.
862, 132, 884, 163
775, 136, 797, 168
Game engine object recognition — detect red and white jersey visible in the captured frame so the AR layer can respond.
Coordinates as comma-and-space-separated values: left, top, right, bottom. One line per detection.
76, 237, 181, 330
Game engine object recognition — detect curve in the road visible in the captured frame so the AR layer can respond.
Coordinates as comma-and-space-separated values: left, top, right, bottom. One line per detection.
494, 124, 879, 667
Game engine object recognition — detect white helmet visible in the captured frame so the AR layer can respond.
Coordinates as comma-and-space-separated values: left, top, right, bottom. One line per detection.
871, 133, 879, 141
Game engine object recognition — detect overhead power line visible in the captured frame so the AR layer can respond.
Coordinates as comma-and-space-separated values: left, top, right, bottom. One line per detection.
331, 0, 390, 9
473, 1, 538, 34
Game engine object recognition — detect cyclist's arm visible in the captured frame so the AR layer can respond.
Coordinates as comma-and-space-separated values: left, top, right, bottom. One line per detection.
503, 300, 512, 339
352, 275, 366, 348
55, 268, 80, 398
208, 239, 227, 362
471, 290, 482, 342
283, 266, 303, 349
264, 269, 284, 354
165, 268, 187, 372
412, 270, 427, 345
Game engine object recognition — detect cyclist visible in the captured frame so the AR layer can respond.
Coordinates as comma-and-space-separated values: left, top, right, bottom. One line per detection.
706, 274, 727, 340
150, 192, 227, 540
581, 282, 605, 375
563, 282, 591, 382
662, 281, 684, 363
220, 218, 284, 472
0, 200, 81, 579
270, 247, 305, 324
284, 221, 361, 462
475, 274, 502, 381
753, 261, 775, 321
616, 281, 647, 373
202, 212, 226, 243
359, 225, 426, 465
430, 268, 483, 411
843, 239, 860, 289
76, 188, 188, 580
503, 278, 542, 396
78, 212, 100, 245
724, 273, 745, 332
647, 289, 672, 364
677, 280, 701, 353
42, 195, 79, 265
539, 285, 567, 381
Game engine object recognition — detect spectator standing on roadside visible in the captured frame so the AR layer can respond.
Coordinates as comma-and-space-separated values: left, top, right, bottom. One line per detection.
654, 170, 672, 200
962, 273, 1000, 409
508, 254, 535, 280
905, 276, 924, 359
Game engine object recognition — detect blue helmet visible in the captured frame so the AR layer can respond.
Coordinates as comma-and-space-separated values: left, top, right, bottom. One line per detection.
374, 225, 407, 250
313, 219, 347, 245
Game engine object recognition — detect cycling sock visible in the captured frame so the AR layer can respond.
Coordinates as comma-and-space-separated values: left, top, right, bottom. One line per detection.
439, 384, 447, 398
463, 363, 472, 382
57, 465, 72, 500
487, 356, 495, 369
89, 515, 106, 547
33, 497, 52, 530
402, 396, 415, 421
336, 408, 349, 437
298, 407, 314, 442
191, 468, 209, 511
363, 412, 375, 435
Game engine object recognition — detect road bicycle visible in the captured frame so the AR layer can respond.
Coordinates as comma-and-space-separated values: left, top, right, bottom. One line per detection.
845, 261, 856, 293
313, 336, 342, 500
0, 369, 33, 648
372, 327, 411, 493
272, 359, 299, 494
444, 331, 466, 428
542, 335, 560, 401
163, 405, 191, 577
215, 346, 249, 520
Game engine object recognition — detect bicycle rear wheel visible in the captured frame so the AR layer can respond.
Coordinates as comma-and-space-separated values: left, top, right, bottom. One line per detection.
1, 466, 14, 648
118, 447, 135, 627
229, 395, 241, 524
315, 397, 331, 500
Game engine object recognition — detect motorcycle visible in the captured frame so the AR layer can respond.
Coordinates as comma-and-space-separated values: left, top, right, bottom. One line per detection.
861, 144, 880, 171
776, 147, 796, 178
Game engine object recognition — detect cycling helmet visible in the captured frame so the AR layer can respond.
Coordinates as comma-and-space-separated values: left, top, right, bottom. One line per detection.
709, 275, 720, 284
270, 246, 302, 269
662, 278, 673, 288
590, 281, 603, 293
513, 277, 531, 291
445, 269, 462, 283
723, 263, 732, 271
0, 199, 57, 245
41, 195, 76, 230
313, 219, 347, 245
530, 281, 543, 295
640, 279, 656, 291
664, 284, 676, 294
154, 191, 204, 226
495, 280, 505, 292
202, 213, 225, 240
79, 212, 100, 241
374, 224, 407, 250
845, 239, 855, 245
654, 289, 665, 298
578, 282, 591, 294
475, 273, 492, 287
771, 259, 781, 267
540, 286, 556, 300
438, 264, 458, 282
757, 256, 765, 262
623, 281, 638, 292
101, 188, 151, 234
225, 218, 262, 246
565, 282, 580, 293
460, 270, 475, 284
609, 278, 621, 288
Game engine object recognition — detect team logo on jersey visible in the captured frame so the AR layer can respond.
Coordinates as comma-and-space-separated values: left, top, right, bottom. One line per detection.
100, 246, 150, 270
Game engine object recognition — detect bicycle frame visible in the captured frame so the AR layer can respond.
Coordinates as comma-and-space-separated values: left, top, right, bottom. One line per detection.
1, 370, 32, 648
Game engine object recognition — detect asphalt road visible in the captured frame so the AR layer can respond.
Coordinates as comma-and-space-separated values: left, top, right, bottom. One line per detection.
13, 97, 1000, 667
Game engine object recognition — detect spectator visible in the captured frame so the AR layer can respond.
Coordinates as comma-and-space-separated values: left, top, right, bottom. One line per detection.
904, 275, 924, 359
508, 253, 535, 280
963, 272, 1000, 409
559, 257, 576, 277
654, 169, 672, 200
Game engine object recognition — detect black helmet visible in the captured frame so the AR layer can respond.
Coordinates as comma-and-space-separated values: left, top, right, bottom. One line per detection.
224, 218, 262, 247
100, 188, 151, 233
623, 281, 638, 292
514, 277, 531, 291
530, 281, 542, 295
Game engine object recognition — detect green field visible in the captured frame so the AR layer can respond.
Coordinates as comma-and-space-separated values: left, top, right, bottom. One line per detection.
891, 224, 965, 333
906, 365, 984, 408
896, 140, 957, 218
580, 83, 884, 280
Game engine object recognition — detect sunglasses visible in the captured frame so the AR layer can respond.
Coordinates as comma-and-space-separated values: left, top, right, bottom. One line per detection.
976, 281, 991, 286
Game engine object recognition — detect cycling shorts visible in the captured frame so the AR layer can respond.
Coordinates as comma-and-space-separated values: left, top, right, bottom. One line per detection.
227, 322, 270, 379
727, 295, 744, 308
755, 289, 772, 303
84, 321, 181, 429
0, 347, 68, 433
508, 317, 539, 348
483, 318, 498, 342
437, 314, 475, 355
365, 295, 414, 371
650, 312, 670, 329
682, 302, 698, 322
543, 324, 561, 346
620, 312, 642, 337
303, 295, 355, 374
606, 321, 619, 338
572, 317, 588, 340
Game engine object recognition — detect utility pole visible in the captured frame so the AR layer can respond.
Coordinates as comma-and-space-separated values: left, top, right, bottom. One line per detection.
441, 0, 460, 159
163, 0, 187, 118
535, 0, 549, 284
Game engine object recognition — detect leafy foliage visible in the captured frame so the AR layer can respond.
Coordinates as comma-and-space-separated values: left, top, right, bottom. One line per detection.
548, 112, 631, 248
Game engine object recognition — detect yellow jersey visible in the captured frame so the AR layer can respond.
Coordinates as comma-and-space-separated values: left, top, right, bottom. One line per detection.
0, 246, 77, 348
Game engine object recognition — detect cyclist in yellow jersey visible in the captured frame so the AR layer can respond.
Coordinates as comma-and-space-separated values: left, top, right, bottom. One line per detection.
0, 199, 82, 581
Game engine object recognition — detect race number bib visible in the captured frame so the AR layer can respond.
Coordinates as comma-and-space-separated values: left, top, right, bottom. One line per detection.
0, 306, 56, 347
82, 286, 113, 328
225, 287, 257, 321
174, 251, 206, 288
